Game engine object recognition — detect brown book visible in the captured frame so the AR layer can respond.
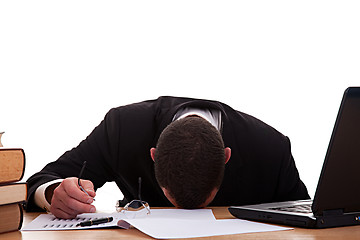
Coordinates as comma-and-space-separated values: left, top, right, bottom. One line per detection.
0, 203, 23, 234
0, 182, 27, 205
0, 148, 25, 184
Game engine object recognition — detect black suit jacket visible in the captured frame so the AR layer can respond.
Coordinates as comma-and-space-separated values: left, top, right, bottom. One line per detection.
26, 96, 309, 211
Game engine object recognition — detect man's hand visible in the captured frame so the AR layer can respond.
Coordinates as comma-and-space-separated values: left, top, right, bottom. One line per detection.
49, 177, 96, 219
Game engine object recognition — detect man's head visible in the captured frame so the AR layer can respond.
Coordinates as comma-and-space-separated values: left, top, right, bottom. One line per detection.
151, 116, 231, 208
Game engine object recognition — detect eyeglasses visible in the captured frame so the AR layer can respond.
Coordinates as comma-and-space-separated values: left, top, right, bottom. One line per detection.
115, 177, 151, 218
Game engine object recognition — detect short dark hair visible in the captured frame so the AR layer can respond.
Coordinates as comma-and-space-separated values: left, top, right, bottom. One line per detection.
154, 116, 225, 208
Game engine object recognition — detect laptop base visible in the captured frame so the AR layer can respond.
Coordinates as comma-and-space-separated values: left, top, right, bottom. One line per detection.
229, 206, 360, 228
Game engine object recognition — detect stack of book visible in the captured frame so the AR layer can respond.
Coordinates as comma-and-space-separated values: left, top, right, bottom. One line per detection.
0, 148, 27, 234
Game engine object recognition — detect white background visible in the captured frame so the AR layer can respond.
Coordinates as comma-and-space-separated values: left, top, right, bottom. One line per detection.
1, 1, 359, 210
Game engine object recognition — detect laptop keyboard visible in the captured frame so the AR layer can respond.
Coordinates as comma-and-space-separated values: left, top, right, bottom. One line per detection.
270, 203, 312, 213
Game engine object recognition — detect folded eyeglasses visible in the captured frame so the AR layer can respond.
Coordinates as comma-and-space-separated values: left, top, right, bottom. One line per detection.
115, 177, 151, 218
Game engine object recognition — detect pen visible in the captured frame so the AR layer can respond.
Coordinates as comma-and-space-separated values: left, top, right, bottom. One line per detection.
78, 161, 94, 200
76, 217, 113, 227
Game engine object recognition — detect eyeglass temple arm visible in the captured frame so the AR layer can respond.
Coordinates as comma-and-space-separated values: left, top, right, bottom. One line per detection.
138, 177, 142, 201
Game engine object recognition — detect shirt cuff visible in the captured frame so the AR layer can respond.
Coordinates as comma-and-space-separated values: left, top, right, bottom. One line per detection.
34, 179, 63, 212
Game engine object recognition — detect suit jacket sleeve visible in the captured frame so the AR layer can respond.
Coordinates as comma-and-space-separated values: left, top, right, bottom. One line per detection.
275, 137, 310, 201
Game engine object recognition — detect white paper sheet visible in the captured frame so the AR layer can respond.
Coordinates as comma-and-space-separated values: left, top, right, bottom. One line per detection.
125, 218, 292, 239
22, 212, 124, 230
22, 209, 215, 231
22, 208, 292, 239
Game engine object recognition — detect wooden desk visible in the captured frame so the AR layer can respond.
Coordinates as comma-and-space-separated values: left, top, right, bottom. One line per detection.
1, 207, 360, 239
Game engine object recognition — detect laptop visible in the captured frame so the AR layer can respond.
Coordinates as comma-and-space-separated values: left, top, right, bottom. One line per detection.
229, 87, 360, 228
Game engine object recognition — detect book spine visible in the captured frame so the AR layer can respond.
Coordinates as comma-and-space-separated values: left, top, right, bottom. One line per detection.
0, 148, 26, 183
18, 204, 24, 230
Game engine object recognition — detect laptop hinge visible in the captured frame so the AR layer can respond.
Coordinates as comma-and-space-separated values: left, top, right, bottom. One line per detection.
322, 209, 344, 216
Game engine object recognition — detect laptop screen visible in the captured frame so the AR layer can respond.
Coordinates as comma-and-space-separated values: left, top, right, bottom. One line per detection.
313, 87, 360, 215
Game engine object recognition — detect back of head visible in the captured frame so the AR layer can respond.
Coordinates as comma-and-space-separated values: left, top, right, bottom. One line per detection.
154, 116, 225, 208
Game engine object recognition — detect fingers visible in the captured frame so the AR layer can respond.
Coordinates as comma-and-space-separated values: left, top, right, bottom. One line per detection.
50, 177, 96, 219
79, 179, 96, 198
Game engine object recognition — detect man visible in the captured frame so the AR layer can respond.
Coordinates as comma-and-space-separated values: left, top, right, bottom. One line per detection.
26, 96, 309, 219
